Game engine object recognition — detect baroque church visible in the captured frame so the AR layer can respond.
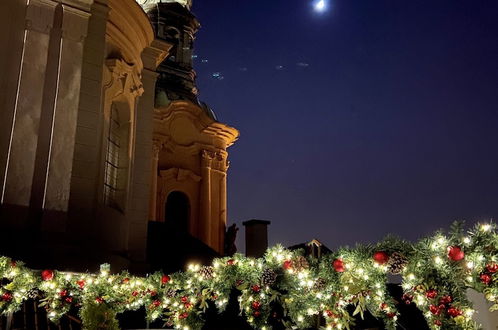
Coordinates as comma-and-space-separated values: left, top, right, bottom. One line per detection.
0, 0, 238, 273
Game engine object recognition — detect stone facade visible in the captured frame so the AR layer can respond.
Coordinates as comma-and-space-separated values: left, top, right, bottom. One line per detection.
0, 0, 235, 271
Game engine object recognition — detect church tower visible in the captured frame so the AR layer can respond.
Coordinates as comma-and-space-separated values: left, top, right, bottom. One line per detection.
142, 0, 238, 254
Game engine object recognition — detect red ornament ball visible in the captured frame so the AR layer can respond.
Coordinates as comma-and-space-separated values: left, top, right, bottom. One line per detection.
283, 260, 293, 270
41, 269, 54, 281
386, 312, 396, 319
480, 273, 492, 285
447, 246, 464, 261
253, 311, 261, 317
486, 263, 498, 273
439, 295, 452, 305
434, 320, 442, 326
227, 259, 235, 265
332, 259, 345, 272
179, 312, 189, 319
59, 290, 68, 297
430, 305, 440, 315
153, 300, 161, 307
64, 297, 73, 304
380, 303, 388, 310
1, 292, 12, 302
426, 289, 438, 299
181, 296, 188, 303
447, 307, 462, 317
95, 297, 104, 304
373, 251, 389, 265
161, 275, 170, 284
251, 301, 261, 310
132, 291, 139, 297
251, 285, 261, 293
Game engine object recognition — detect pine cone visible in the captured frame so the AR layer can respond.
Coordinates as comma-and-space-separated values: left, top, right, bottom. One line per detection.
313, 278, 326, 291
199, 266, 214, 279
293, 256, 309, 272
166, 289, 177, 298
261, 269, 277, 287
28, 289, 40, 300
388, 252, 408, 274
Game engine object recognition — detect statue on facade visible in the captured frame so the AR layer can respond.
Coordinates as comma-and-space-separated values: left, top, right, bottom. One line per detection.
224, 224, 238, 256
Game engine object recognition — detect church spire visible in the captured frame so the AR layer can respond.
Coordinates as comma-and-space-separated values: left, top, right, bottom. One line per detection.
145, 1, 200, 106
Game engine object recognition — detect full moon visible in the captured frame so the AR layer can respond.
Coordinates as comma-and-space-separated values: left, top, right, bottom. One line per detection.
314, 0, 326, 12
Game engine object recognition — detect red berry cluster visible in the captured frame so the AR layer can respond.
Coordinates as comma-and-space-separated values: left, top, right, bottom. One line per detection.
428, 293, 462, 320
283, 260, 293, 270
76, 279, 85, 289
1, 292, 13, 302
251, 300, 261, 317
59, 289, 72, 304
479, 263, 497, 285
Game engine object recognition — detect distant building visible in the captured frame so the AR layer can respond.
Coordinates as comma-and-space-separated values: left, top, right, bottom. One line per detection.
0, 0, 238, 273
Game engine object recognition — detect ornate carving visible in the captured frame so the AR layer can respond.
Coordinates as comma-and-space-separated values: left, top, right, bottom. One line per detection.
159, 168, 201, 183
201, 150, 215, 167
105, 59, 144, 97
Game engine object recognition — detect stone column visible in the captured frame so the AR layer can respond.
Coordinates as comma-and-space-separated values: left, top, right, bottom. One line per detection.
149, 140, 161, 221
200, 150, 213, 246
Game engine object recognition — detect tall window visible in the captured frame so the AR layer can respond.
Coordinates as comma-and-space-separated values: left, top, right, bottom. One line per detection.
104, 106, 121, 210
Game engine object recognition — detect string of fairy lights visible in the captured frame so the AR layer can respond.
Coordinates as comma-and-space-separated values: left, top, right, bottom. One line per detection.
1, 222, 497, 330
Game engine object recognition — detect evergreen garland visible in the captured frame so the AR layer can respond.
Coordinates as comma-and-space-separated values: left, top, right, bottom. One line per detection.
1, 222, 497, 329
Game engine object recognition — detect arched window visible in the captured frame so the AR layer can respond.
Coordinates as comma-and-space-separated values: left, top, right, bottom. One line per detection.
165, 191, 190, 233
104, 103, 129, 211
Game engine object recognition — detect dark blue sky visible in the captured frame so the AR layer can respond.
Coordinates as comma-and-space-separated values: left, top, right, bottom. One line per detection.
191, 0, 498, 250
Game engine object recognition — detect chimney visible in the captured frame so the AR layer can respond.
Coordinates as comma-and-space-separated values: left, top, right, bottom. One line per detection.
243, 219, 271, 258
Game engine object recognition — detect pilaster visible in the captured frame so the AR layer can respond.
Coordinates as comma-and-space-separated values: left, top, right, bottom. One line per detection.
200, 150, 214, 246
127, 67, 160, 262
2, 0, 56, 209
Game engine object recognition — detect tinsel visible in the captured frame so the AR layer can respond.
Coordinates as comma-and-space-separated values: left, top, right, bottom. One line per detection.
1, 222, 497, 330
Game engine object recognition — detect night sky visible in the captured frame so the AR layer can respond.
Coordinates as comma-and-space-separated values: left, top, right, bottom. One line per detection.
191, 0, 498, 251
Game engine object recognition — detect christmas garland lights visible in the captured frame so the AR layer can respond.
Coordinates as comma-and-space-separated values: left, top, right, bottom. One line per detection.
1, 222, 498, 330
